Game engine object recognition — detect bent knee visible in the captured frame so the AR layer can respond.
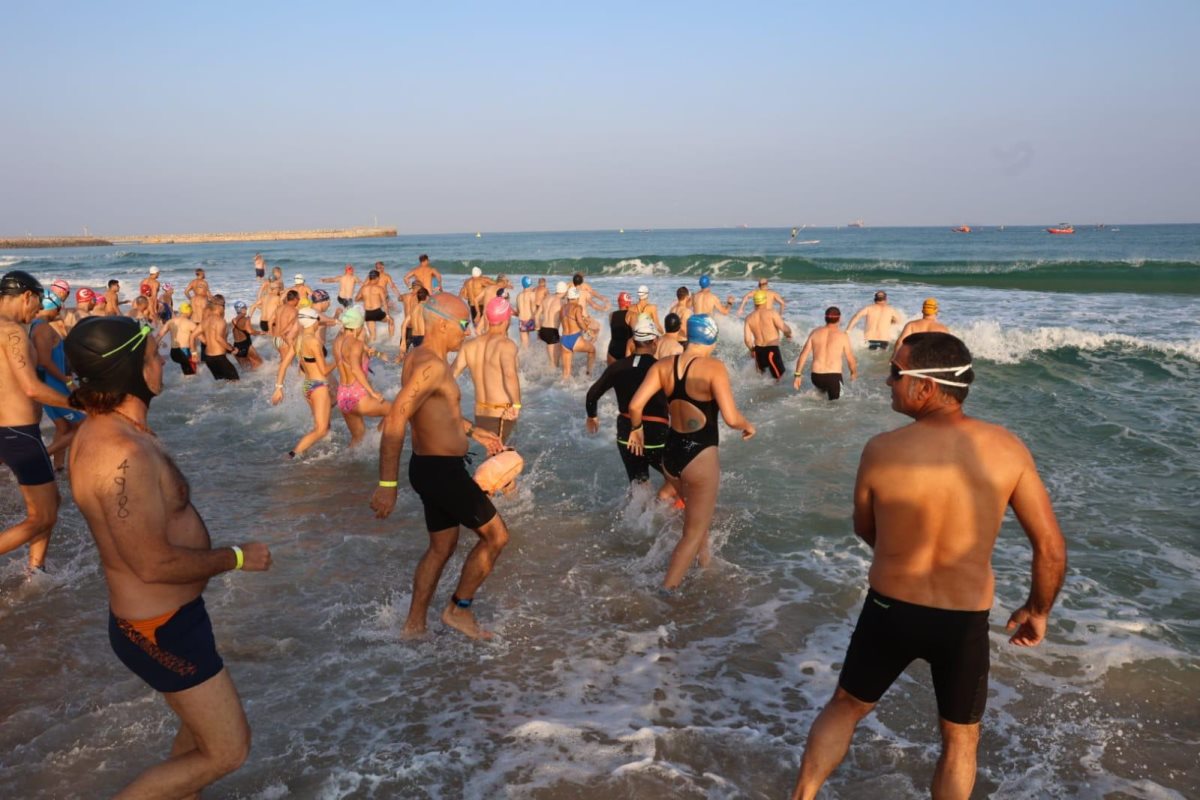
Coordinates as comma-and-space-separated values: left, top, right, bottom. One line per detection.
480, 517, 509, 549
831, 686, 876, 718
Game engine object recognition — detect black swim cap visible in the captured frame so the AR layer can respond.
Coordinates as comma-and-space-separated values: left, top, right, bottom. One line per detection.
0, 270, 44, 297
664, 313, 681, 333
65, 316, 157, 407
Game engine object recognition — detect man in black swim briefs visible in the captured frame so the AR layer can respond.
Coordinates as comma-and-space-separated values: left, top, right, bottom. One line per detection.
0, 271, 70, 572
370, 293, 509, 641
791, 333, 1067, 800
64, 315, 272, 797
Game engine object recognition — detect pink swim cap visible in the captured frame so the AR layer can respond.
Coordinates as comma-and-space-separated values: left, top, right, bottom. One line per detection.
51, 278, 70, 297
485, 296, 512, 325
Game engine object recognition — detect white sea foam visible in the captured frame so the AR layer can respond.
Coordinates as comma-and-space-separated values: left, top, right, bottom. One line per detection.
958, 320, 1200, 363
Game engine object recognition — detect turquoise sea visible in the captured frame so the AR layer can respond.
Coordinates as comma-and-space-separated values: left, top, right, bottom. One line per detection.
2, 225, 1198, 798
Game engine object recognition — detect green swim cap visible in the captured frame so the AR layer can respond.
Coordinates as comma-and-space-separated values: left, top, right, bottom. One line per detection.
341, 306, 365, 329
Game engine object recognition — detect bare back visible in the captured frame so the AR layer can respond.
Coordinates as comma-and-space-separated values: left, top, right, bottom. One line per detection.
807, 326, 851, 373
458, 335, 519, 410
859, 416, 1035, 610
745, 308, 784, 346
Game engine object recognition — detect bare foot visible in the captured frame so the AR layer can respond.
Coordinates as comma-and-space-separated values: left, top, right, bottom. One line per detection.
441, 604, 494, 640
400, 622, 427, 640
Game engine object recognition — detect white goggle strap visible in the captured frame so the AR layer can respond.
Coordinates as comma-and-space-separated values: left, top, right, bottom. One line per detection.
897, 364, 973, 388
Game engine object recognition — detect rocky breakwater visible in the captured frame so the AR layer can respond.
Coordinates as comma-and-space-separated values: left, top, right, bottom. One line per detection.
0, 236, 113, 248
110, 226, 397, 244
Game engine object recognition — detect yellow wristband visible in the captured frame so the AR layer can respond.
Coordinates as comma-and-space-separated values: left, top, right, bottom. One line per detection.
511, 403, 522, 409
231, 545, 244, 570
378, 480, 398, 488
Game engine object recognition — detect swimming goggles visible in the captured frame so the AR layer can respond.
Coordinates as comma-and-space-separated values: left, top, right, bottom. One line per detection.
424, 304, 470, 331
890, 362, 973, 387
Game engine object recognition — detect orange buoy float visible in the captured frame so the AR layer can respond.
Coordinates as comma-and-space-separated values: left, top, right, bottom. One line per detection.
473, 449, 524, 496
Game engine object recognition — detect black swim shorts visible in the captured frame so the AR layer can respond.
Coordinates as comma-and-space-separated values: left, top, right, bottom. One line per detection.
839, 588, 990, 725
203, 354, 240, 381
408, 454, 497, 533
538, 326, 560, 345
109, 596, 224, 694
754, 345, 784, 379
233, 338, 251, 359
868, 340, 889, 351
810, 371, 843, 400
364, 308, 386, 322
0, 424, 55, 486
170, 347, 196, 376
259, 320, 269, 332
337, 296, 352, 308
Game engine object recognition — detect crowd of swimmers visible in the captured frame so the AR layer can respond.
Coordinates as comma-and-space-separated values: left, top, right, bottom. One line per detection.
0, 259, 1064, 799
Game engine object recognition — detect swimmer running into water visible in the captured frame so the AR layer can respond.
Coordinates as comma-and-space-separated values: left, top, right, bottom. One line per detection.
371, 293, 509, 640
65, 315, 271, 799
333, 307, 393, 446
628, 314, 755, 591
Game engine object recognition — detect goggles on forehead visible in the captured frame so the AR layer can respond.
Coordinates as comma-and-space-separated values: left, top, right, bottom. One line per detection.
890, 363, 973, 388
424, 304, 469, 331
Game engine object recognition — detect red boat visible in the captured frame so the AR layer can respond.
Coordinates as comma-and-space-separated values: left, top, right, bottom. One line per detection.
952, 225, 971, 233
1046, 224, 1075, 234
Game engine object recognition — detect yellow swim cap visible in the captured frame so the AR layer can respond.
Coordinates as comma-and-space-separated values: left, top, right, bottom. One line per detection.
922, 297, 939, 315
753, 290, 768, 306
179, 302, 192, 315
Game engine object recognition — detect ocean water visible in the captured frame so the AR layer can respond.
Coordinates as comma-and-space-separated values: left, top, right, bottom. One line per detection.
1, 226, 1198, 798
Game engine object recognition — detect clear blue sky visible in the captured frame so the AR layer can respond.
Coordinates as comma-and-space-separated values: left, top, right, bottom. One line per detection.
3, 1, 1198, 234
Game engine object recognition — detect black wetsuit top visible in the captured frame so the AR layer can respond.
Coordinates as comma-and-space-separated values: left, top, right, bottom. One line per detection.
607, 310, 634, 360
585, 354, 668, 419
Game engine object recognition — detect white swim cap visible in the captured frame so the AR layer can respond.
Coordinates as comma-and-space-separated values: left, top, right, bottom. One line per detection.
149, 265, 160, 275
637, 284, 649, 297
556, 281, 568, 294
471, 267, 482, 278
294, 274, 305, 284
566, 287, 580, 300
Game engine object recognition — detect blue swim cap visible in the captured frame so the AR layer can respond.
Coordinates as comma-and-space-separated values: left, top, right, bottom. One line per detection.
698, 274, 711, 289
687, 314, 719, 345
522, 276, 532, 288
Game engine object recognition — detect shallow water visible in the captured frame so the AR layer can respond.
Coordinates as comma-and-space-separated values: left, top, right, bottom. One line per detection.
2, 229, 1198, 798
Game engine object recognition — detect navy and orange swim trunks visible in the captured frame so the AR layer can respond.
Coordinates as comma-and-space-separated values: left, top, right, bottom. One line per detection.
108, 596, 224, 693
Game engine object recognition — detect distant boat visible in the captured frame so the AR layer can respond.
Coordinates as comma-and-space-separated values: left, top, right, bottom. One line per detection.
1046, 224, 1075, 235
847, 219, 865, 228
795, 239, 820, 245
475, 232, 482, 238
952, 225, 972, 233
